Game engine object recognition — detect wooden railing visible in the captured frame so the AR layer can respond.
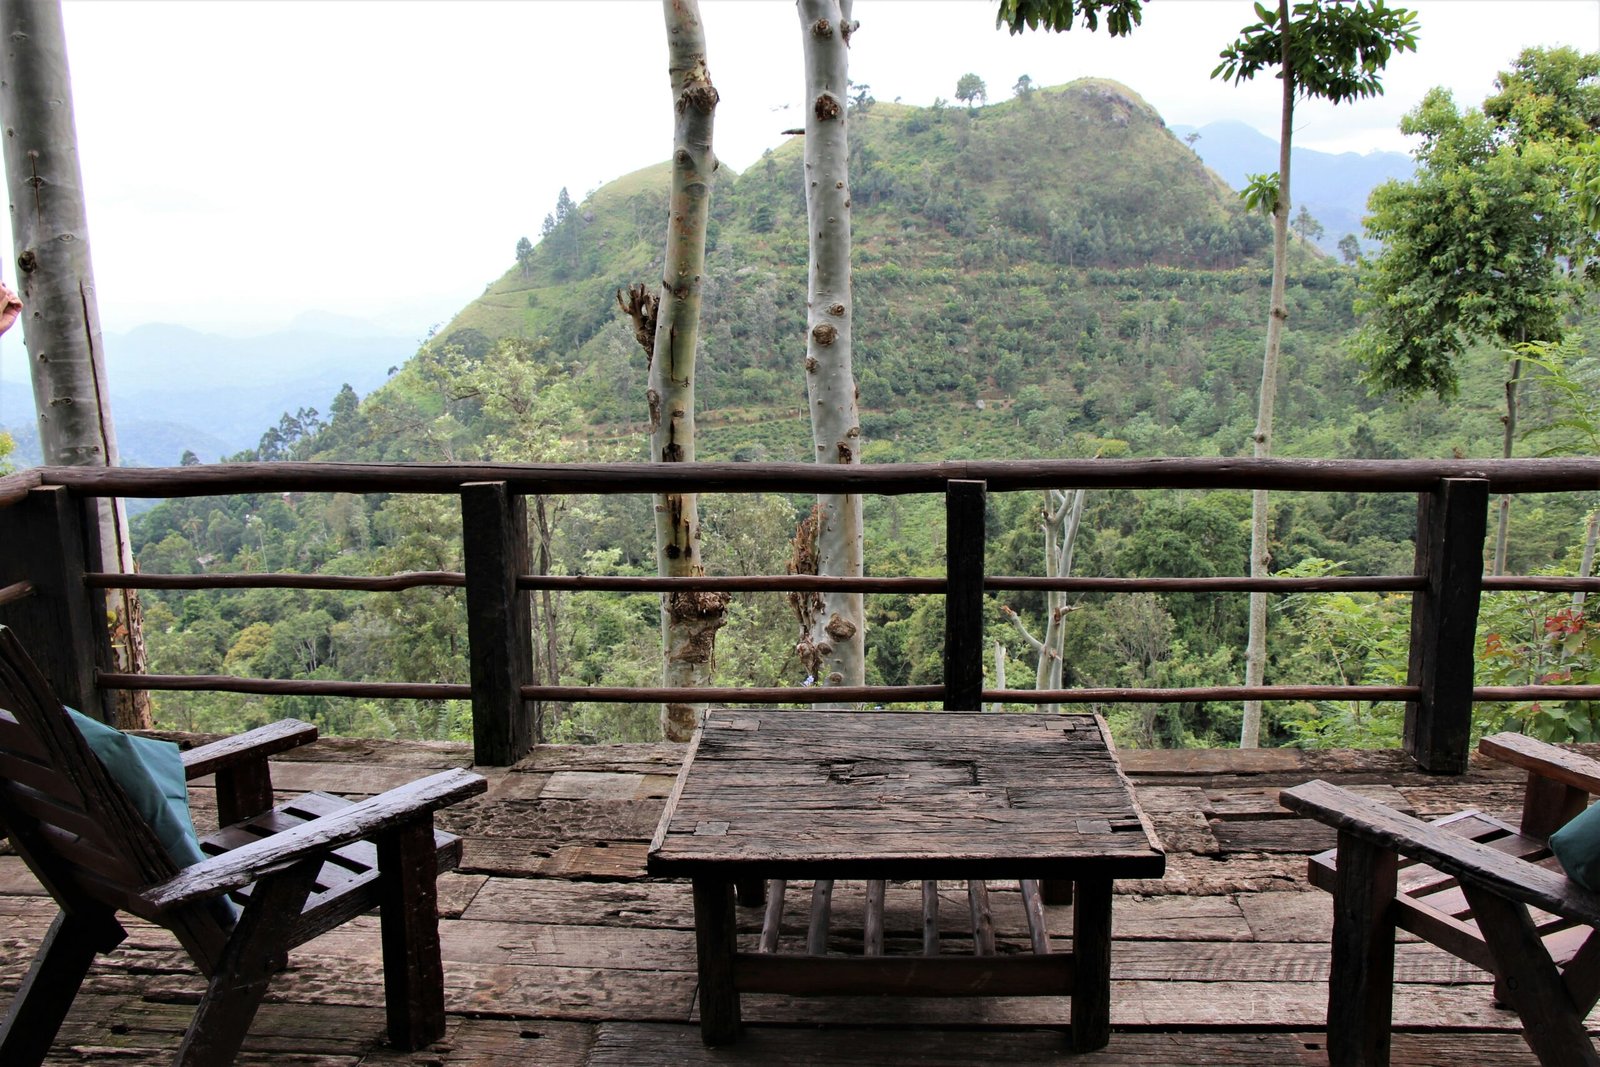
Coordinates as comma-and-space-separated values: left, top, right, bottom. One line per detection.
2, 458, 1599, 771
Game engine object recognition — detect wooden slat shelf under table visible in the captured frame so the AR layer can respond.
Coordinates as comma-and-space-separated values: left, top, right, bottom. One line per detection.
647, 709, 1166, 1049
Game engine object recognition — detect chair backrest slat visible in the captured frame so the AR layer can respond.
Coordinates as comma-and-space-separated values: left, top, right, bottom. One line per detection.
0, 627, 180, 906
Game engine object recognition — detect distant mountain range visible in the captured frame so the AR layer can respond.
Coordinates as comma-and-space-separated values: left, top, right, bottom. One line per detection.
1, 313, 415, 466
1169, 120, 1414, 255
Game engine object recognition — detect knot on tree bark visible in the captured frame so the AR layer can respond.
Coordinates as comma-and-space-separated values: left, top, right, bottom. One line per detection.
828, 303, 846, 316
662, 703, 698, 743
805, 355, 818, 373
647, 388, 662, 433
677, 84, 720, 115
837, 442, 854, 463
669, 589, 732, 621
825, 613, 857, 640
811, 18, 832, 37
813, 93, 842, 121
617, 283, 659, 357
795, 635, 823, 675
812, 323, 837, 346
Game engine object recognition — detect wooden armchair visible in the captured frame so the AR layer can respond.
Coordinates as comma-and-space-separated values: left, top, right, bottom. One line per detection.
1282, 733, 1600, 1067
0, 626, 487, 1065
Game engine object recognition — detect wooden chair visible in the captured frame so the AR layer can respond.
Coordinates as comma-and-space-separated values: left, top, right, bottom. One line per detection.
0, 625, 487, 1065
1282, 733, 1600, 1067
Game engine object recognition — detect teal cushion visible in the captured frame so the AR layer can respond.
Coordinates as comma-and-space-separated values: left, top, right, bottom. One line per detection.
1549, 800, 1600, 891
66, 709, 207, 869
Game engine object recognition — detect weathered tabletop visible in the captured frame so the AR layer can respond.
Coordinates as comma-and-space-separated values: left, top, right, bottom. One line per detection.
648, 709, 1166, 1050
648, 709, 1166, 882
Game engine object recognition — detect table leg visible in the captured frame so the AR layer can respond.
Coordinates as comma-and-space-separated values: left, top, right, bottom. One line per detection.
1070, 877, 1113, 1052
692, 879, 742, 1045
1041, 879, 1074, 906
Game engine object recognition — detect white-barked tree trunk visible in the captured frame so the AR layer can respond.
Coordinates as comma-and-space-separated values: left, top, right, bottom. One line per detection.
651, 0, 727, 741
794, 0, 865, 693
0, 0, 150, 728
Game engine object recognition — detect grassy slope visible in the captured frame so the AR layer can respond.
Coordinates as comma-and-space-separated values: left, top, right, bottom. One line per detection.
418, 79, 1524, 475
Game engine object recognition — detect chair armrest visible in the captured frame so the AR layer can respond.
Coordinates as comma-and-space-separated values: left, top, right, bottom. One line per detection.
1281, 778, 1600, 927
138, 767, 486, 910
1479, 732, 1600, 795
181, 719, 318, 779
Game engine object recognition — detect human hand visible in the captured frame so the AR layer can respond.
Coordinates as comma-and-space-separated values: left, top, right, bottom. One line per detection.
0, 281, 20, 336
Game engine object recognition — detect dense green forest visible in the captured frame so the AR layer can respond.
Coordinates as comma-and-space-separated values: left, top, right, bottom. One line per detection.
121, 79, 1599, 750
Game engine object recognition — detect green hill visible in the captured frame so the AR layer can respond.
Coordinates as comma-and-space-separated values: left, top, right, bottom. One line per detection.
124, 80, 1597, 751
430, 82, 1298, 451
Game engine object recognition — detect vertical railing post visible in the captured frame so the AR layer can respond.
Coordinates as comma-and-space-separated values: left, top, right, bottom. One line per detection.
944, 479, 987, 711
0, 486, 111, 719
1405, 478, 1489, 774
461, 482, 534, 765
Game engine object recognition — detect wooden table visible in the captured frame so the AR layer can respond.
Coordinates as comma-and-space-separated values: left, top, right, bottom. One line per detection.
647, 709, 1166, 1048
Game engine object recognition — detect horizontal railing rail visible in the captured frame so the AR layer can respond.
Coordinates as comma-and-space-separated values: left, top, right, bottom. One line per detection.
4, 458, 1599, 769
6, 455, 1600, 500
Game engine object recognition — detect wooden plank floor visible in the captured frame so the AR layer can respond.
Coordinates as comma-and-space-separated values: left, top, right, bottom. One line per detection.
0, 733, 1580, 1064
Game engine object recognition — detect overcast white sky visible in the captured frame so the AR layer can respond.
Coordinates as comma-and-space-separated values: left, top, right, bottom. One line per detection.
0, 0, 1596, 343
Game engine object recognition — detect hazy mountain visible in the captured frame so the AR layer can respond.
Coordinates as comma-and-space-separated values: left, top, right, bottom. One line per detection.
1169, 120, 1414, 255
2, 318, 415, 464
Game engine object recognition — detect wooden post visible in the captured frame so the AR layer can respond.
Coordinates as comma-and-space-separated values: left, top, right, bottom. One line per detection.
0, 486, 111, 719
944, 479, 986, 711
376, 817, 448, 1050
1070, 877, 1114, 1052
1405, 478, 1488, 774
1326, 830, 1398, 1067
692, 878, 741, 1045
461, 482, 534, 766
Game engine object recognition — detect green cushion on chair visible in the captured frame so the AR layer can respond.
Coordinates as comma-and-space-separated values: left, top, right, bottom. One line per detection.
1549, 800, 1600, 892
66, 708, 207, 869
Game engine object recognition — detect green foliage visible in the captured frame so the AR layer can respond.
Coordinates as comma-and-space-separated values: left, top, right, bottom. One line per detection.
1240, 172, 1280, 216
0, 430, 12, 474
1478, 591, 1600, 742
955, 73, 988, 108
1212, 1, 1420, 105
121, 73, 1599, 751
995, 0, 1142, 37
1516, 333, 1600, 456
1356, 47, 1599, 398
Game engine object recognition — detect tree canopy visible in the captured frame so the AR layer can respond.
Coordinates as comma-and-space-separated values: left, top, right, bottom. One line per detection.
995, 0, 1142, 36
1356, 47, 1600, 398
1212, 0, 1418, 106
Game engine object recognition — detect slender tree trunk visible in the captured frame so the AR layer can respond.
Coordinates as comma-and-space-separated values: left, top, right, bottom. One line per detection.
651, 0, 727, 741
795, 0, 864, 691
1000, 487, 1086, 714
530, 494, 562, 743
1240, 1, 1293, 750
1575, 506, 1598, 611
992, 641, 1007, 713
1035, 488, 1085, 709
1492, 354, 1522, 576
0, 0, 149, 728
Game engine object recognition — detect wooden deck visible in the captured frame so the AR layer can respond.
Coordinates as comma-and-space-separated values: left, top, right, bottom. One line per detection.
1, 731, 1581, 1065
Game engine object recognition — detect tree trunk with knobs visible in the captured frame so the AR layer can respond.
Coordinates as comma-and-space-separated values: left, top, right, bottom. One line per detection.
650, 0, 727, 741
1240, 0, 1293, 750
0, 0, 150, 728
795, 0, 864, 693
